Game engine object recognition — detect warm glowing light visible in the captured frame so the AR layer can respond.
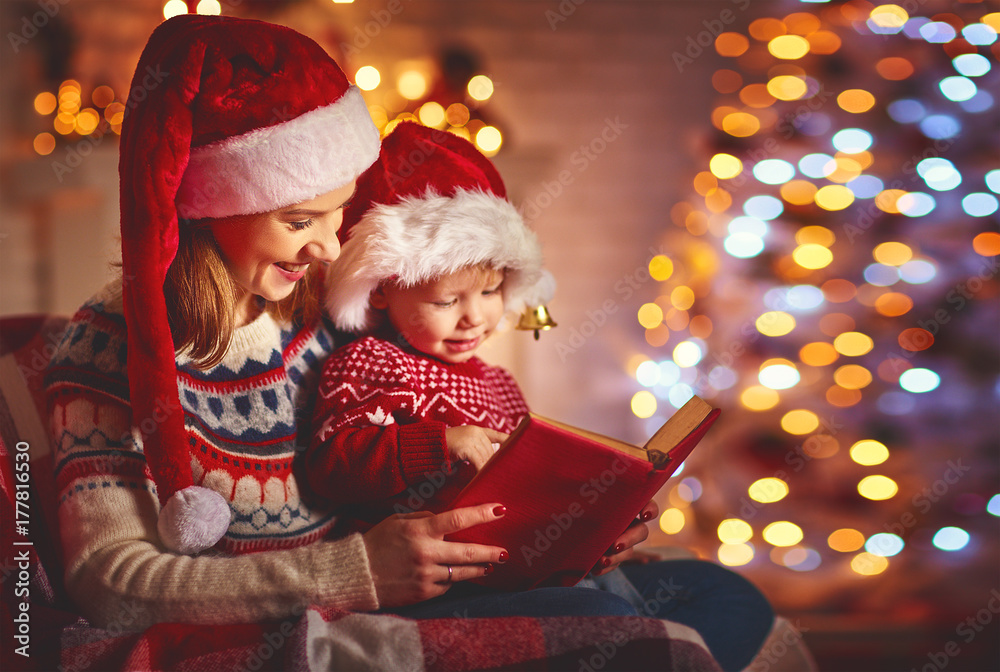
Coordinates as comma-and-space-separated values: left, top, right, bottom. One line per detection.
53, 113, 75, 135
795, 225, 835, 247
722, 112, 761, 137
838, 89, 876, 113
827, 385, 862, 407
973, 232, 1000, 256
397, 71, 428, 100
804, 435, 839, 459
858, 475, 898, 501
649, 255, 674, 281
163, 0, 188, 19
417, 101, 446, 128
467, 75, 494, 101
875, 292, 913, 317
767, 75, 807, 101
34, 92, 57, 115
693, 171, 718, 196
822, 279, 856, 303
781, 409, 819, 435
875, 190, 910, 215
792, 244, 833, 270
748, 478, 788, 503
671, 286, 695, 310
800, 342, 838, 366
780, 180, 817, 206
196, 0, 222, 14
750, 18, 787, 41
763, 522, 803, 547
834, 364, 873, 390
710, 153, 743, 179
826, 157, 863, 184
769, 35, 810, 59
90, 85, 115, 108
355, 65, 381, 91
75, 108, 100, 135
759, 362, 800, 390
851, 440, 889, 466
739, 83, 776, 108
756, 311, 795, 337
637, 303, 664, 329
689, 315, 713, 338
631, 391, 657, 419
673, 341, 703, 368
659, 508, 685, 534
898, 328, 933, 352
828, 528, 865, 552
715, 32, 750, 57
869, 5, 909, 29
852, 552, 889, 575
876, 57, 914, 80
33, 133, 56, 155
834, 332, 874, 357
717, 543, 754, 567
475, 126, 502, 155
718, 519, 753, 544
807, 30, 841, 54
741, 385, 780, 411
446, 103, 470, 127
815, 184, 855, 211
873, 242, 913, 266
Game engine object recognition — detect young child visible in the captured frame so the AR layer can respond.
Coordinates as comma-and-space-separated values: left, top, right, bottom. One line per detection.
305, 122, 552, 525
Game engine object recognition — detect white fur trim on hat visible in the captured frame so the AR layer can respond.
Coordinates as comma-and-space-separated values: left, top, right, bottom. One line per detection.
326, 188, 545, 333
176, 86, 379, 219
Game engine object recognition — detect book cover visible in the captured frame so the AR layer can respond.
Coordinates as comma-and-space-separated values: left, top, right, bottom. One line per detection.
441, 396, 721, 591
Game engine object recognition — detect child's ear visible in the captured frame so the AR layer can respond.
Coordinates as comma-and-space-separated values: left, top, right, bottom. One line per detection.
370, 285, 389, 310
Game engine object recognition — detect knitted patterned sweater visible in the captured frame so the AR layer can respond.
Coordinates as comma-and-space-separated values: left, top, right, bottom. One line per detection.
44, 280, 379, 629
306, 334, 529, 523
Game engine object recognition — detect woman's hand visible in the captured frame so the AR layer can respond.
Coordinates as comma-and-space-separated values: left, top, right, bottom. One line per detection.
590, 499, 658, 576
445, 425, 507, 471
362, 502, 508, 607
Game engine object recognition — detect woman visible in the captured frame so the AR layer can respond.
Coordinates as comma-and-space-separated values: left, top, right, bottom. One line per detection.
45, 14, 771, 670
44, 13, 646, 628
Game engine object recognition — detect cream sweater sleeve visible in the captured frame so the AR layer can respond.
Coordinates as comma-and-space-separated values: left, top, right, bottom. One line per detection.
59, 481, 379, 630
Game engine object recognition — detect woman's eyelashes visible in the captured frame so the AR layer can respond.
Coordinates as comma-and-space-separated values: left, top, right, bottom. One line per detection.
288, 218, 314, 231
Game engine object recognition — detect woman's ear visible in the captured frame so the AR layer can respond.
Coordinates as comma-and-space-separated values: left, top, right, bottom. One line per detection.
370, 284, 389, 310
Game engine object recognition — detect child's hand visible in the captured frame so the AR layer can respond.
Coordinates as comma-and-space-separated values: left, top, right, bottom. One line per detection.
445, 425, 508, 471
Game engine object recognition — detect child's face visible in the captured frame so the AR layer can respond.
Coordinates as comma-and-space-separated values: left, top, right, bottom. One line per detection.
377, 266, 505, 364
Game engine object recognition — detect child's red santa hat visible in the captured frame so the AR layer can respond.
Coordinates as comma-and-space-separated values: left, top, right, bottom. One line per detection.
120, 15, 378, 554
327, 121, 553, 333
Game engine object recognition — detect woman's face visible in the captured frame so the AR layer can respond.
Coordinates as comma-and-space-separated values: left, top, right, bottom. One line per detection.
210, 180, 356, 319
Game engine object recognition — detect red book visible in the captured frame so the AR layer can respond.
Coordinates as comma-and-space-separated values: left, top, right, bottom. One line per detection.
442, 396, 721, 591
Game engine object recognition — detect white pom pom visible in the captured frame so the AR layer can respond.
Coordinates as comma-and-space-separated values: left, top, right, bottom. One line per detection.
157, 485, 231, 555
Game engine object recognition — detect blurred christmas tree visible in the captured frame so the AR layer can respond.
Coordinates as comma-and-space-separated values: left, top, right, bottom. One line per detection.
636, 0, 1000, 623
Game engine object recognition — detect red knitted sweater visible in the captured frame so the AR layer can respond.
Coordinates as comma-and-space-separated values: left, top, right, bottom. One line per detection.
306, 335, 528, 523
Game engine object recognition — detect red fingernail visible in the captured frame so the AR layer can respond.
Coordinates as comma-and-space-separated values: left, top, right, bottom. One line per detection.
615, 543, 624, 553
493, 505, 507, 517
484, 563, 495, 576
602, 557, 612, 568
498, 551, 508, 563
641, 510, 654, 521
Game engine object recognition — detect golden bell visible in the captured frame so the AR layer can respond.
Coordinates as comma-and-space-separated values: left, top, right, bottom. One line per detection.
516, 305, 557, 340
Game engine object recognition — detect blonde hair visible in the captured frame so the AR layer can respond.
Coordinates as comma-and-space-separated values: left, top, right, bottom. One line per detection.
163, 223, 321, 370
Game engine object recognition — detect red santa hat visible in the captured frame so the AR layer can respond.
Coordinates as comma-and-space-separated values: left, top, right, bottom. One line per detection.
327, 121, 552, 333
119, 15, 378, 554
